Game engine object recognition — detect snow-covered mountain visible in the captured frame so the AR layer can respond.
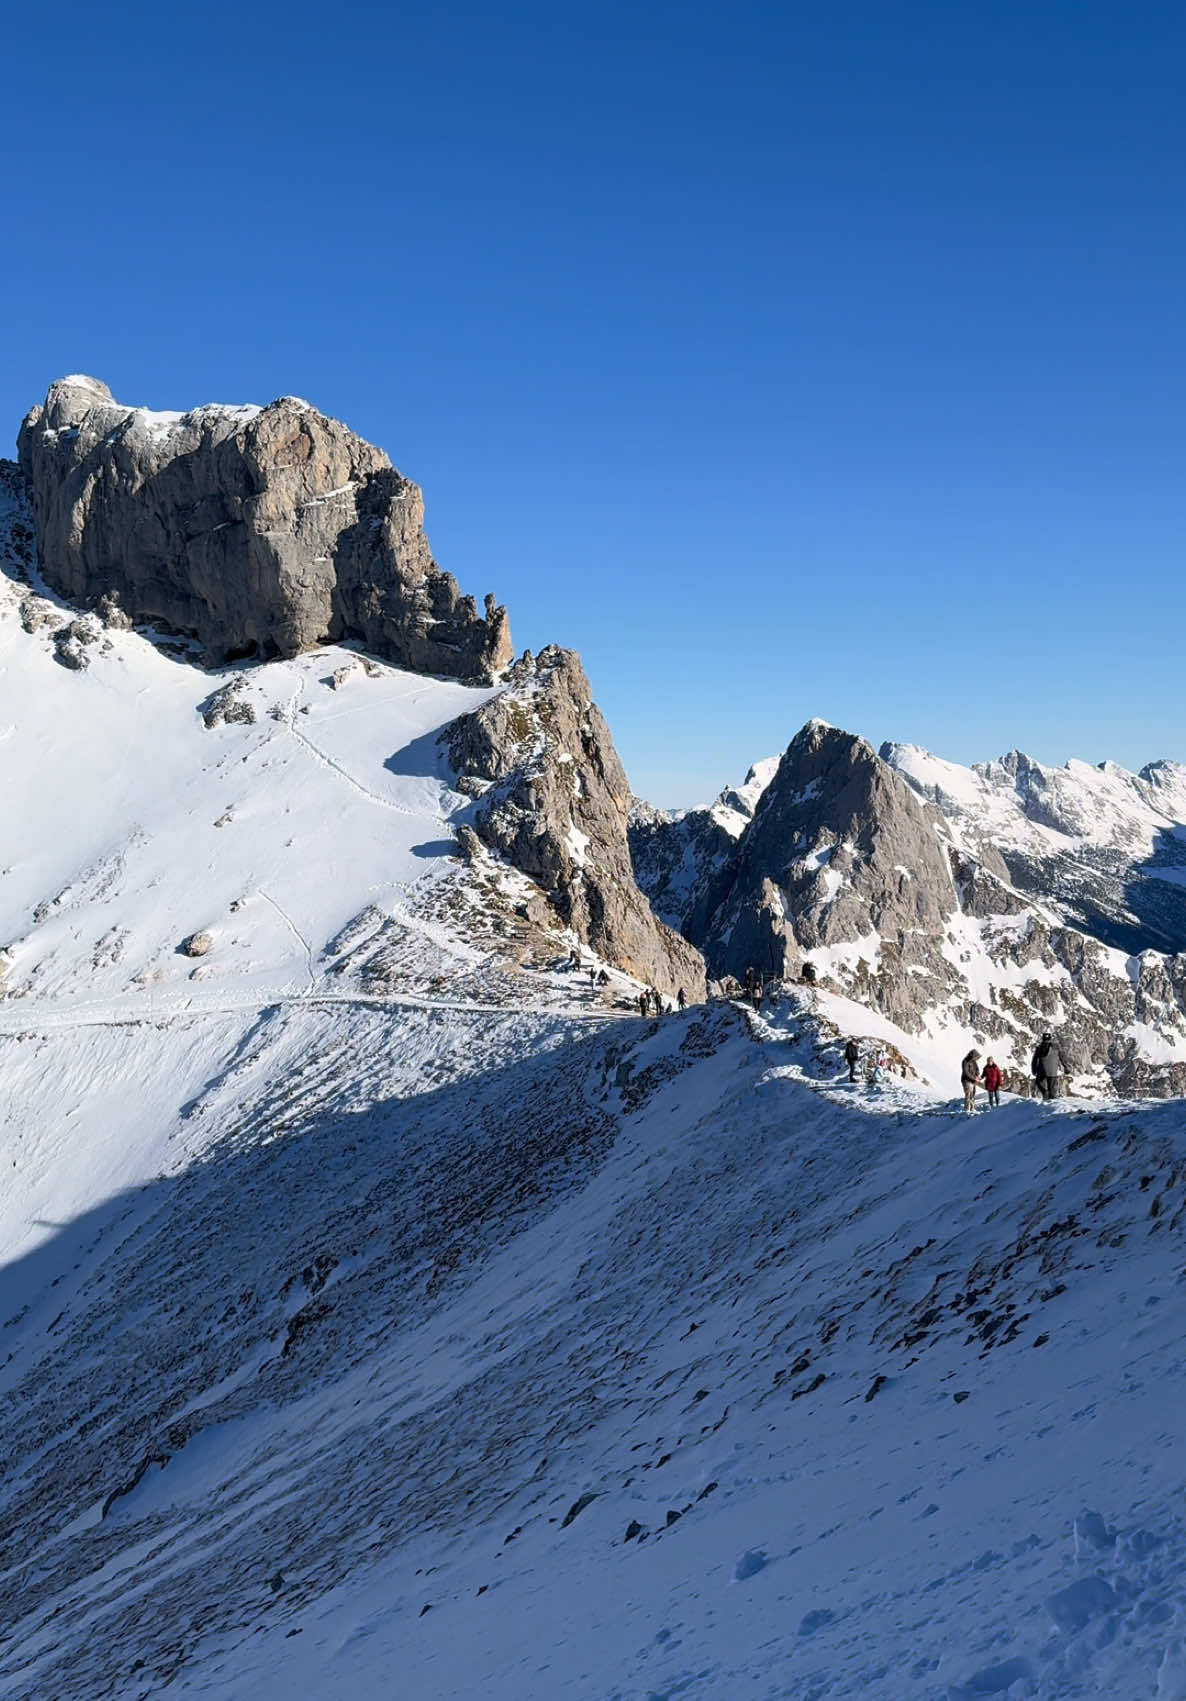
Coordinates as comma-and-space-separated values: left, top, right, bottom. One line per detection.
4, 378, 1186, 1701
633, 722, 1186, 1097
884, 741, 1186, 956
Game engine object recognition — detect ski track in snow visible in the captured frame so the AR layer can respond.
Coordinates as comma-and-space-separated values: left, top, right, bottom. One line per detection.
278, 675, 437, 823
255, 888, 317, 993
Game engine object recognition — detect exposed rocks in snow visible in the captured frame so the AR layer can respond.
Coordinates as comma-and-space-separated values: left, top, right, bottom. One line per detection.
199, 681, 257, 729
17, 596, 57, 635
447, 647, 706, 1001
53, 616, 106, 671
97, 590, 134, 631
180, 931, 214, 958
17, 377, 512, 683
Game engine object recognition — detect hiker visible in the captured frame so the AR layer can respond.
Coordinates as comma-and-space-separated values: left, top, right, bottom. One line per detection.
677, 987, 687, 1010
980, 1054, 1000, 1109
844, 1038, 860, 1082
983, 1056, 1002, 1107
744, 965, 756, 998
589, 965, 597, 990
651, 987, 664, 1016
1031, 1032, 1066, 1100
752, 982, 763, 1012
961, 1049, 981, 1113
638, 991, 649, 1018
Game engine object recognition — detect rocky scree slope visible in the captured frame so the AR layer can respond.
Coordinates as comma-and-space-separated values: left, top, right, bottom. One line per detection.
449, 647, 706, 1001
634, 722, 1186, 1096
15, 375, 511, 681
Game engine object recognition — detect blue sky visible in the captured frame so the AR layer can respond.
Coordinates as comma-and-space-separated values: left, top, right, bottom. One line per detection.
2, 1, 1183, 805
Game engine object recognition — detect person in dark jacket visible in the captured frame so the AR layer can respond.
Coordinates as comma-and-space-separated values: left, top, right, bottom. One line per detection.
1031, 1033, 1066, 1100
983, 1057, 1002, 1107
677, 987, 687, 1010
844, 1038, 860, 1082
961, 1049, 981, 1113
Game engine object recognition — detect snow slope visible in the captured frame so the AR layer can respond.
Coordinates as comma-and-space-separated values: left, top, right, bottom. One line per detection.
3, 993, 1186, 1700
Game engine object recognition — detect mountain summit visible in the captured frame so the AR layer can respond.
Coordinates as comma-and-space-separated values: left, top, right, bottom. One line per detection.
16, 375, 512, 681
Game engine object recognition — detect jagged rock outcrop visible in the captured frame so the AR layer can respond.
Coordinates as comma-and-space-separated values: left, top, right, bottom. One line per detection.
634, 720, 1186, 1096
692, 721, 970, 1028
16, 376, 512, 682
448, 647, 706, 1001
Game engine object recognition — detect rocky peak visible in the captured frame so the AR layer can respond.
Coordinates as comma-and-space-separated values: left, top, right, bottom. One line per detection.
17, 376, 511, 682
694, 721, 967, 991
448, 647, 705, 1000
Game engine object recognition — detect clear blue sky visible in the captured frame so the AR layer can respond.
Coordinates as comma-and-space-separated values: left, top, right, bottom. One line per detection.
2, 1, 1183, 805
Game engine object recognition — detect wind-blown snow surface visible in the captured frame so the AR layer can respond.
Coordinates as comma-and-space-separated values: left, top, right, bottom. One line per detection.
4, 989, 1186, 1700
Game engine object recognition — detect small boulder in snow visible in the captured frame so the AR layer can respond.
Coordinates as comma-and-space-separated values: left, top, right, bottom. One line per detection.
200, 682, 256, 730
180, 931, 214, 959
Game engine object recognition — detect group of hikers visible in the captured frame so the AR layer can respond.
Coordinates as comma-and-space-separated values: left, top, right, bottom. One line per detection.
563, 950, 691, 1016
839, 1031, 1071, 1108
959, 1031, 1069, 1111
842, 1038, 901, 1087
744, 961, 815, 1012
638, 986, 688, 1017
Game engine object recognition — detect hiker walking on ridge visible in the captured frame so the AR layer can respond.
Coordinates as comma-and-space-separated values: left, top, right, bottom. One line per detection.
961, 1049, 981, 1113
983, 1056, 1002, 1107
840, 1027, 860, 1081
677, 987, 687, 1010
1031, 1032, 1066, 1100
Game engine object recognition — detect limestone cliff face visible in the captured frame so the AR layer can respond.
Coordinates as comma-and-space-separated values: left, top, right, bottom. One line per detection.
17, 376, 511, 681
695, 721, 967, 1025
448, 648, 706, 1000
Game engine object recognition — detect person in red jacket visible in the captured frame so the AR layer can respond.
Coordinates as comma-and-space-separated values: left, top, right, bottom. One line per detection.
983, 1057, 1002, 1107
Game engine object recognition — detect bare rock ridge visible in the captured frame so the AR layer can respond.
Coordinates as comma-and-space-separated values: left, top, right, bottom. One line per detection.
16, 376, 511, 682
449, 648, 706, 1001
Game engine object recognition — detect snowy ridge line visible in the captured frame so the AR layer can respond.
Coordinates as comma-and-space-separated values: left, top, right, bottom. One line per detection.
3, 1001, 1186, 1698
